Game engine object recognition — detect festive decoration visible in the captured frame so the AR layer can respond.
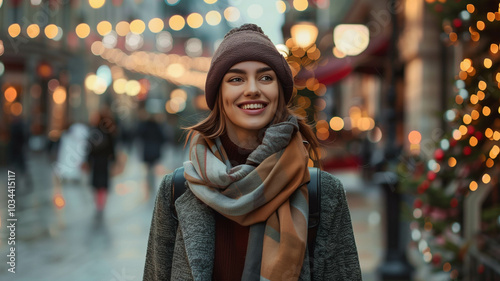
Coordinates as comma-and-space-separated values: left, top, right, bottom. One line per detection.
400, 1, 500, 280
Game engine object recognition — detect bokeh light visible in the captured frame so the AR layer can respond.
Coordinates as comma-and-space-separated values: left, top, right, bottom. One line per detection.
169, 15, 186, 31
8, 23, 21, 38
148, 18, 164, 33
206, 11, 222, 26
187, 13, 203, 28
76, 23, 91, 39
27, 24, 40, 38
97, 21, 112, 36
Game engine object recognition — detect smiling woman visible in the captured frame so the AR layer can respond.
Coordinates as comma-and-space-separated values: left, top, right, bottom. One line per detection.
143, 24, 362, 281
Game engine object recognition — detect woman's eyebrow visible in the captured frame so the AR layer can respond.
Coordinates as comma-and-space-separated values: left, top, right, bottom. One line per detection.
226, 67, 273, 74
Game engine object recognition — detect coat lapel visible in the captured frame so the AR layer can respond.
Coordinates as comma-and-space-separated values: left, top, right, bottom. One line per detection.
175, 188, 216, 281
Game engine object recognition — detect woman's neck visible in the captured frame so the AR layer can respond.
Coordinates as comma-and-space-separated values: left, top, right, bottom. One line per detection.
225, 127, 262, 150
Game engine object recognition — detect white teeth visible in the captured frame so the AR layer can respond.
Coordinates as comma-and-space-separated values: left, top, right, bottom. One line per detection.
242, 104, 264, 110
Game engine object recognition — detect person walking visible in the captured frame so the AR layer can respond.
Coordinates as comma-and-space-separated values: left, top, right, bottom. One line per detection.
143, 24, 361, 281
86, 107, 117, 217
137, 113, 166, 196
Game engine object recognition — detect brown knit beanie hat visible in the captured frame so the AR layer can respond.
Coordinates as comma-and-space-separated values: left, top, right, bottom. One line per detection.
205, 24, 294, 110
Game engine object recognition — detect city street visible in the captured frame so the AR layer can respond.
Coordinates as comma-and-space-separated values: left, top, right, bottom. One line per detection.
0, 142, 381, 281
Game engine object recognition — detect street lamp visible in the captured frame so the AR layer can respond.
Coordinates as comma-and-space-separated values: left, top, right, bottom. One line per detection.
290, 22, 318, 49
333, 24, 370, 56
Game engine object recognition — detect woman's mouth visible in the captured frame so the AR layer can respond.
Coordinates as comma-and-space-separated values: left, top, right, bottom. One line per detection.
237, 102, 268, 115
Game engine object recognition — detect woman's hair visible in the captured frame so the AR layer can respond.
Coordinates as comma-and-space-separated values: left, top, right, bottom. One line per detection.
183, 85, 322, 167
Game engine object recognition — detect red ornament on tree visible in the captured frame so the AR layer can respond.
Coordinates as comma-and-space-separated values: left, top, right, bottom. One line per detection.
414, 198, 423, 208
434, 149, 445, 161
463, 146, 472, 156
427, 171, 437, 181
468, 126, 475, 135
474, 131, 483, 141
453, 18, 462, 28
432, 253, 442, 266
450, 139, 457, 147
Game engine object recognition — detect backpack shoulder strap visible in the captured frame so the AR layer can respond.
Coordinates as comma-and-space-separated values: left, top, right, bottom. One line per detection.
170, 167, 187, 221
306, 167, 321, 271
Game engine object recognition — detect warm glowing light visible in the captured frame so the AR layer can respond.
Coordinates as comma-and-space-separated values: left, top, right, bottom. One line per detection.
334, 24, 369, 56
4, 87, 17, 102
460, 59, 472, 71
27, 24, 40, 38
291, 22, 318, 48
45, 24, 59, 39
484, 58, 492, 68
206, 11, 222, 26
97, 21, 112, 36
224, 7, 240, 22
329, 117, 344, 131
477, 90, 485, 100
76, 23, 90, 38
408, 131, 421, 144
487, 12, 495, 22
125, 80, 141, 96
469, 136, 478, 147
443, 263, 452, 272
463, 114, 472, 124
483, 106, 491, 116
276, 0, 286, 13
494, 131, 500, 141
54, 194, 65, 209
452, 130, 462, 140
8, 24, 21, 38
482, 174, 491, 184
10, 102, 22, 116
459, 125, 468, 135
89, 0, 105, 9
130, 19, 146, 34
169, 15, 186, 31
449, 32, 457, 42
490, 145, 500, 159
478, 81, 487, 90
469, 181, 478, 191
485, 128, 493, 138
53, 86, 67, 104
466, 4, 475, 13
458, 71, 467, 80
476, 21, 485, 31
148, 18, 164, 33
448, 157, 457, 167
204, 0, 217, 3
293, 0, 308, 11
113, 78, 127, 94
471, 32, 480, 42
187, 13, 203, 28
471, 109, 479, 120
470, 95, 478, 104
116, 21, 130, 36
486, 158, 494, 168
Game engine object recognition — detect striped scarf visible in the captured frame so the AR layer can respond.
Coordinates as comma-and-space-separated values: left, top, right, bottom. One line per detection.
183, 116, 310, 281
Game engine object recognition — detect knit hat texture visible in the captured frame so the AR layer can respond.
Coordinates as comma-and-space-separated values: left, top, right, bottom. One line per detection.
205, 24, 294, 110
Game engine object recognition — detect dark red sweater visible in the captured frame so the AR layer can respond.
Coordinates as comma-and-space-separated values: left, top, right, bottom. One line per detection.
213, 134, 252, 281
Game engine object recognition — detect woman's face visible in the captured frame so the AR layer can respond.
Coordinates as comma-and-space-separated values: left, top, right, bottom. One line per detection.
220, 61, 279, 137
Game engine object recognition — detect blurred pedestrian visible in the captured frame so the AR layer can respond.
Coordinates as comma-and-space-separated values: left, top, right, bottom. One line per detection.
55, 122, 89, 183
85, 107, 117, 216
7, 115, 32, 191
137, 113, 166, 196
143, 24, 361, 280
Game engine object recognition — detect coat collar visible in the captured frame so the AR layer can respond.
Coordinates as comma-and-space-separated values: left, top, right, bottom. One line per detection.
175, 188, 216, 281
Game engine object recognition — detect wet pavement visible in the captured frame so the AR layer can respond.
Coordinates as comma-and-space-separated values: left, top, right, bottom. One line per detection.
0, 143, 382, 281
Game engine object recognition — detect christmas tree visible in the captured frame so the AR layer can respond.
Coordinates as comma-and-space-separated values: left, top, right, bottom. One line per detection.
399, 1, 500, 280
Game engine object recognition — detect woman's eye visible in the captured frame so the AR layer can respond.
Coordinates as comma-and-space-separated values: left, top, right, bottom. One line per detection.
260, 75, 273, 81
228, 77, 243, 82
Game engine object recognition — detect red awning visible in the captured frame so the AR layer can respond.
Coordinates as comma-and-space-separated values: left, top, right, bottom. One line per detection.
298, 36, 390, 86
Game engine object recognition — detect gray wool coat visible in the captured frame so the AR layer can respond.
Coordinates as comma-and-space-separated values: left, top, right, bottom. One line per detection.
143, 171, 362, 281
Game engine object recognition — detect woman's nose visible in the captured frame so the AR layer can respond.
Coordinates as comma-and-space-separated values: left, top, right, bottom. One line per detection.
244, 78, 261, 97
